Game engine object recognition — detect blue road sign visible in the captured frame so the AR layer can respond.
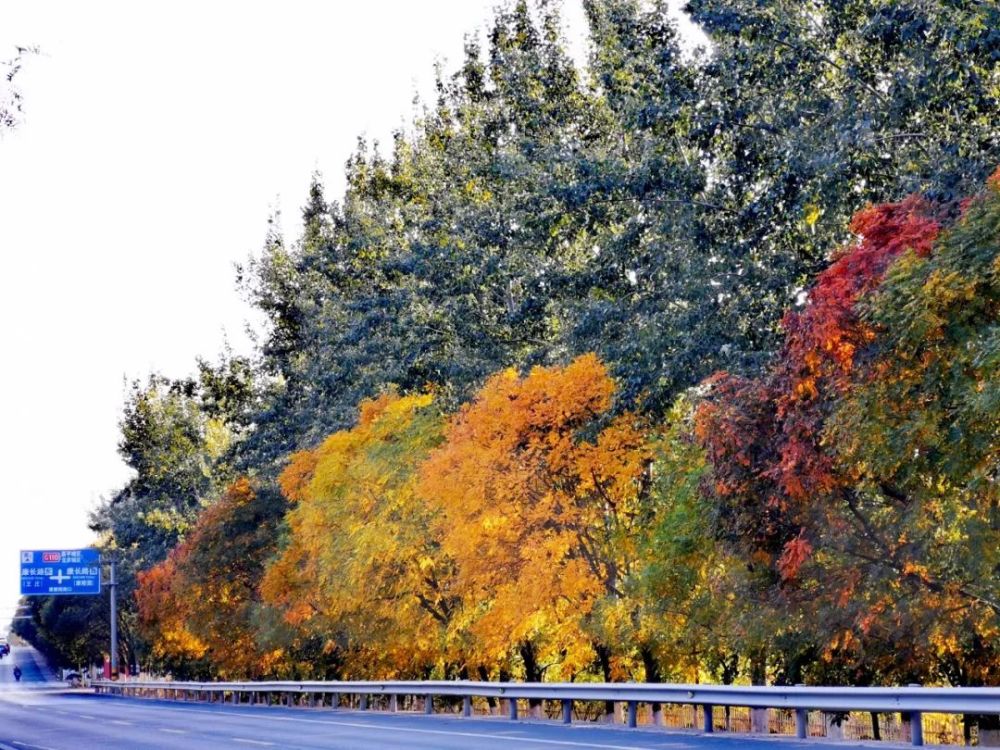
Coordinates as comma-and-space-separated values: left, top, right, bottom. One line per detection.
20, 549, 101, 595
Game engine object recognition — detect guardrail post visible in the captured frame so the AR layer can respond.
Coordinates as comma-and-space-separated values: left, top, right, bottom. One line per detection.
793, 684, 807, 739
703, 704, 713, 733
509, 698, 518, 720
331, 692, 338, 710
425, 695, 434, 714
463, 696, 472, 718
562, 699, 572, 724
795, 708, 808, 739
359, 694, 368, 711
910, 712, 924, 747
908, 683, 924, 747
627, 701, 638, 728
751, 705, 768, 733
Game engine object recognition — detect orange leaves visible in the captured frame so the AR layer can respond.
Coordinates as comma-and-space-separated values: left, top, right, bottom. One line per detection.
988, 165, 1000, 193
135, 477, 289, 678
135, 552, 207, 664
278, 450, 319, 504
776, 531, 812, 582
902, 560, 932, 585
418, 354, 653, 675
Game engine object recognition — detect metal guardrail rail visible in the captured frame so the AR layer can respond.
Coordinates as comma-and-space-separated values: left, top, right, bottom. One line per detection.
92, 679, 1000, 746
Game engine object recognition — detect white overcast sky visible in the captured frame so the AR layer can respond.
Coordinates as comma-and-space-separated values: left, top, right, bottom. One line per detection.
0, 1, 702, 623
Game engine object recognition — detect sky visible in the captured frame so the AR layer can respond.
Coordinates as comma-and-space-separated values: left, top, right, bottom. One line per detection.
0, 1, 703, 625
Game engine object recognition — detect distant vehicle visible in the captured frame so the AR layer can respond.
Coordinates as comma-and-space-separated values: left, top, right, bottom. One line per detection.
12, 666, 21, 682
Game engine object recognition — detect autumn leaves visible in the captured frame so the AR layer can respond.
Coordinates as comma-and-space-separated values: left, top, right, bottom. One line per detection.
156, 356, 663, 679
134, 171, 1000, 689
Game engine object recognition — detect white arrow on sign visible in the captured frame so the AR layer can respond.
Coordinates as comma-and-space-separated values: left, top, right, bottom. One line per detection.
49, 571, 71, 584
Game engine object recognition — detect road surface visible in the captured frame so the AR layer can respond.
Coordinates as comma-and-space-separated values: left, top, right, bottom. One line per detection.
0, 673, 895, 750
0, 645, 56, 689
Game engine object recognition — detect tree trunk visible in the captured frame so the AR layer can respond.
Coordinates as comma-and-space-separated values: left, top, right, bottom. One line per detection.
479, 666, 499, 714
520, 643, 543, 718
640, 646, 663, 726
749, 649, 768, 733
596, 644, 615, 722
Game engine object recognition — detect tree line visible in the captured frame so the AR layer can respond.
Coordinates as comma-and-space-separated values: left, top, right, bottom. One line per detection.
16, 0, 1000, 708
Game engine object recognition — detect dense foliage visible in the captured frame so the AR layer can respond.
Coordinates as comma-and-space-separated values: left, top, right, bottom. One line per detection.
16, 1, 1000, 712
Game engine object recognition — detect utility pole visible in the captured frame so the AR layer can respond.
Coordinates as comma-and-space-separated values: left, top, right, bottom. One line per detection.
109, 557, 118, 676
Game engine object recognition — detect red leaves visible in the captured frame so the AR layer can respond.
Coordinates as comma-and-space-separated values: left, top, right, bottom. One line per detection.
697, 195, 941, 578
780, 197, 939, 400
768, 197, 940, 503
777, 531, 812, 581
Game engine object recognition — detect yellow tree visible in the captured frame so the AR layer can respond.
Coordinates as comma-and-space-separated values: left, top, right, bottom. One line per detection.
260, 392, 454, 677
419, 354, 655, 689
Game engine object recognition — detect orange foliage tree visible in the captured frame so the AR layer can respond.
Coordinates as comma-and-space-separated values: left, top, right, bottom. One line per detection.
136, 478, 288, 678
419, 354, 655, 687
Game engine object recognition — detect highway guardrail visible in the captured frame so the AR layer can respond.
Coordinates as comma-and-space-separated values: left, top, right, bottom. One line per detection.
92, 678, 1000, 746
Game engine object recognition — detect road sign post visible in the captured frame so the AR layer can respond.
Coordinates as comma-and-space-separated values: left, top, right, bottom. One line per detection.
109, 558, 117, 676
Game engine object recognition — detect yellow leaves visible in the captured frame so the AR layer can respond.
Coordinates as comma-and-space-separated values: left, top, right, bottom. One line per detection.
463, 178, 494, 205
481, 513, 510, 532
803, 203, 822, 231
203, 417, 232, 461
921, 268, 977, 315
138, 507, 191, 535
263, 391, 448, 676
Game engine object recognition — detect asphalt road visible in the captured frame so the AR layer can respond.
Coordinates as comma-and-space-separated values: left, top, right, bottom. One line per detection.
0, 678, 896, 750
0, 645, 55, 689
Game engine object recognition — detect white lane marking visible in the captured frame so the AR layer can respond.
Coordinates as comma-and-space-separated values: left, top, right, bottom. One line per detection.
96, 703, 676, 749
158, 728, 187, 734
11, 742, 60, 750
76, 715, 96, 719
231, 740, 274, 747
109, 720, 133, 726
